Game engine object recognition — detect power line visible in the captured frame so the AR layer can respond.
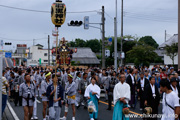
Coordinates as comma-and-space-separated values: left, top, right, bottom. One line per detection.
124, 11, 177, 20
0, 37, 47, 41
124, 15, 177, 23
105, 12, 114, 20
0, 4, 99, 14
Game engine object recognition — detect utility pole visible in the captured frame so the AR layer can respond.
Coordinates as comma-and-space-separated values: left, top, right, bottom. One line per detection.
48, 35, 50, 66
165, 30, 166, 42
102, 6, 105, 69
178, 0, 180, 69
114, 17, 117, 72
120, 0, 123, 66
33, 39, 35, 46
0, 55, 3, 119
114, 0, 118, 72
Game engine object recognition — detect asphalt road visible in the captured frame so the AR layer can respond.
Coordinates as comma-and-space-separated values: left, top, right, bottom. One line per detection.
3, 57, 13, 69
9, 97, 162, 120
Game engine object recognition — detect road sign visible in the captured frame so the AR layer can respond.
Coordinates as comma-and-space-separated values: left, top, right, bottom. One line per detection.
105, 50, 110, 57
84, 16, 89, 29
108, 38, 112, 42
39, 58, 41, 65
5, 52, 12, 58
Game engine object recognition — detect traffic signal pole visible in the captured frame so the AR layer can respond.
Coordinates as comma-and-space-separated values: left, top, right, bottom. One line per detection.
102, 6, 105, 69
178, 0, 180, 69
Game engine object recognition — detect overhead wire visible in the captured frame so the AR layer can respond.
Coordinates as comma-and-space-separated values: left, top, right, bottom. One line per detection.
104, 10, 177, 23
0, 4, 99, 14
0, 37, 48, 41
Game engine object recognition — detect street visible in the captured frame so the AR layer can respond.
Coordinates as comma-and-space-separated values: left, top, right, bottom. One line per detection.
8, 97, 162, 120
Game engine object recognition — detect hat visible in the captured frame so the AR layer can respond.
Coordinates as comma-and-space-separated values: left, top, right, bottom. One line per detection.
170, 67, 174, 70
68, 74, 73, 78
45, 72, 51, 77
162, 68, 166, 71
170, 77, 177, 82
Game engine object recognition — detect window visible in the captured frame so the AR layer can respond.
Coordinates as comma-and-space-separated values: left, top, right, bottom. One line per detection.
44, 60, 48, 62
44, 53, 48, 56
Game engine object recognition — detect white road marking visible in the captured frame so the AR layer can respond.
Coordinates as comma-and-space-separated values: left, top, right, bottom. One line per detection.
7, 101, 20, 120
36, 99, 41, 104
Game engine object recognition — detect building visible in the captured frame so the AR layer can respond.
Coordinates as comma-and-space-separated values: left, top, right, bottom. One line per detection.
28, 45, 100, 67
159, 34, 178, 65
71, 47, 100, 67
28, 44, 53, 66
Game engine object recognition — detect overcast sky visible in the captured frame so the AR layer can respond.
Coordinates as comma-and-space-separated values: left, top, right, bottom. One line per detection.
0, 0, 178, 51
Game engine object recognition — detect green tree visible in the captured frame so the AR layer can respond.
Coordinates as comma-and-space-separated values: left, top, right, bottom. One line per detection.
164, 43, 178, 65
74, 38, 86, 47
67, 41, 76, 47
126, 45, 158, 67
139, 36, 159, 48
85, 39, 101, 53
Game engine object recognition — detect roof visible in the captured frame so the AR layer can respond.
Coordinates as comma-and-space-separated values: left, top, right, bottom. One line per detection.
71, 47, 100, 65
154, 49, 164, 57
159, 34, 178, 48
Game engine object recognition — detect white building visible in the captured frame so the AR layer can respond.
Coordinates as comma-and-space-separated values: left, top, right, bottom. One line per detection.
28, 44, 54, 66
159, 34, 178, 65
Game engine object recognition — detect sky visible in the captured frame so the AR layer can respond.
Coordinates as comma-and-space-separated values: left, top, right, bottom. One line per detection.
0, 0, 178, 51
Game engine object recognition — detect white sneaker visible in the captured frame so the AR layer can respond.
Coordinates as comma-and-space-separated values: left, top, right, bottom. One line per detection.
33, 116, 38, 120
90, 118, 94, 120
46, 115, 49, 119
60, 116, 66, 120
43, 118, 46, 120
72, 117, 75, 120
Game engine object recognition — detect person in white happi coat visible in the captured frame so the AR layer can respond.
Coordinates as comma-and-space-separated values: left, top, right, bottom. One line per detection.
19, 73, 36, 120
75, 72, 82, 108
113, 74, 130, 120
41, 72, 52, 120
32, 68, 40, 120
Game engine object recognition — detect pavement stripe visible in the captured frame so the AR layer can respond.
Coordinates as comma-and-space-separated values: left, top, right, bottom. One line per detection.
36, 99, 41, 104
99, 100, 142, 116
5, 58, 9, 67
7, 101, 20, 120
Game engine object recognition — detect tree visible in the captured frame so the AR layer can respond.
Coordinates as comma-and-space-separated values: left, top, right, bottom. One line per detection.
139, 36, 159, 48
74, 38, 86, 47
67, 41, 76, 47
126, 45, 158, 67
85, 39, 101, 53
164, 43, 178, 65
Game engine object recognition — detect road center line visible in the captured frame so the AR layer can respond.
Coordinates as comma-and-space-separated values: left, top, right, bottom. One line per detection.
99, 100, 142, 116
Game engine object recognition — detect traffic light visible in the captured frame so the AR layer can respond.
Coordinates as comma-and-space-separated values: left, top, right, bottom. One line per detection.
5, 42, 12, 45
68, 20, 83, 26
51, 0, 66, 27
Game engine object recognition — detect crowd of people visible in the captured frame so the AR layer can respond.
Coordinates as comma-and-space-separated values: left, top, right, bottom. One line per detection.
1, 65, 180, 120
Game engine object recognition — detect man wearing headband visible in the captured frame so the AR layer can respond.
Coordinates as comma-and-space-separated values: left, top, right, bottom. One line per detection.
41, 72, 52, 120
62, 74, 76, 120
